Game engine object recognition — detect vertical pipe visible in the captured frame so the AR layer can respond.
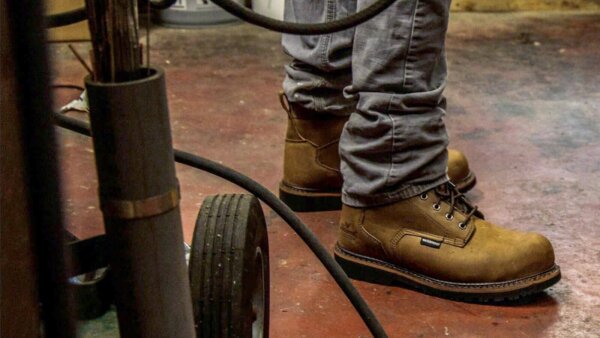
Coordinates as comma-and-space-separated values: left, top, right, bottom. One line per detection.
3, 0, 77, 336
85, 67, 195, 337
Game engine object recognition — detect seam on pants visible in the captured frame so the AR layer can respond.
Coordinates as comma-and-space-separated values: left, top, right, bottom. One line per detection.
402, 0, 420, 88
383, 96, 395, 190
319, 0, 337, 69
315, 0, 336, 111
343, 175, 448, 207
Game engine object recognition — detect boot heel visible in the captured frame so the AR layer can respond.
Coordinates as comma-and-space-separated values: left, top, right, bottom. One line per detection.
334, 249, 396, 285
278, 185, 341, 212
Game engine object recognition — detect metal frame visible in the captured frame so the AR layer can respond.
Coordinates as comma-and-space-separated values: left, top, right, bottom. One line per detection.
2, 1, 195, 336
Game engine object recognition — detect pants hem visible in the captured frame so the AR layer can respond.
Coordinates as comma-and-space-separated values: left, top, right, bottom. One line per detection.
341, 175, 448, 207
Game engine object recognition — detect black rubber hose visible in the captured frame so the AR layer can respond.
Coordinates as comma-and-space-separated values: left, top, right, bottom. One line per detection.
43, 0, 178, 29
52, 112, 388, 338
44, 0, 396, 34
211, 0, 397, 35
53, 113, 91, 136
142, 0, 178, 10
45, 7, 87, 28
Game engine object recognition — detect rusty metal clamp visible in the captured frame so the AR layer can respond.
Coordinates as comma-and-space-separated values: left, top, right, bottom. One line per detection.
101, 186, 180, 220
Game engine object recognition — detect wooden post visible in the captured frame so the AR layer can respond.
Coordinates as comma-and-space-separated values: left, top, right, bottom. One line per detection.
2, 0, 76, 336
1, 2, 43, 336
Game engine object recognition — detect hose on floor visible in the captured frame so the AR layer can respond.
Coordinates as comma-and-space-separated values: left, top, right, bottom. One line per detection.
44, 0, 397, 35
52, 112, 388, 338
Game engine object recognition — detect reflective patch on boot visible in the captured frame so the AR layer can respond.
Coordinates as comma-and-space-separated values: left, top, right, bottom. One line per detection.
420, 238, 442, 249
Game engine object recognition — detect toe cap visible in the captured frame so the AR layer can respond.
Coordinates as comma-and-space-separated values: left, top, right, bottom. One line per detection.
447, 149, 471, 183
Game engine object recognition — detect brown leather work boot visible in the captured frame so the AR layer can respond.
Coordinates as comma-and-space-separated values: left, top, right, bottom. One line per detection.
278, 93, 478, 212
278, 93, 347, 212
334, 182, 561, 302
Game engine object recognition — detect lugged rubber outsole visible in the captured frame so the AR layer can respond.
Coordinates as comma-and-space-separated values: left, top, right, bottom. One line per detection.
279, 182, 342, 212
334, 244, 561, 303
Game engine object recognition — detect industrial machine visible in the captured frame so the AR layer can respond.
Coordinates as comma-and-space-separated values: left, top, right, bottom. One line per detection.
2, 0, 398, 337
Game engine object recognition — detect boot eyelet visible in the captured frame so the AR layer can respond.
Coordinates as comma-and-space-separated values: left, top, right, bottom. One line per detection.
420, 193, 428, 200
458, 222, 467, 230
445, 213, 454, 221
432, 204, 441, 211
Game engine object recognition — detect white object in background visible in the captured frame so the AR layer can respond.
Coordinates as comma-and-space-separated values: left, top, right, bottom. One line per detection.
157, 0, 243, 27
252, 0, 284, 20
60, 90, 89, 114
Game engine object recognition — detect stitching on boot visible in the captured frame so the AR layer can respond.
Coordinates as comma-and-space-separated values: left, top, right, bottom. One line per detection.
280, 92, 318, 147
340, 230, 358, 244
316, 139, 342, 173
360, 225, 389, 258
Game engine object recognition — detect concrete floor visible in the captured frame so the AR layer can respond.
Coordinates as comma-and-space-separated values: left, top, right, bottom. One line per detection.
50, 11, 600, 338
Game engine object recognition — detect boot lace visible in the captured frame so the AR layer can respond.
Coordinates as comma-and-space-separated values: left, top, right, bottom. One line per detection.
431, 182, 480, 230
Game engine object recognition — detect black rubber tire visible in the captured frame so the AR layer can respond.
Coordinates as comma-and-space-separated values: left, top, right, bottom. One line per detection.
189, 194, 270, 338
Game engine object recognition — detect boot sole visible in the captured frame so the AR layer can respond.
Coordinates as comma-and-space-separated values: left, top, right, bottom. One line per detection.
334, 244, 561, 303
279, 171, 477, 212
279, 182, 342, 212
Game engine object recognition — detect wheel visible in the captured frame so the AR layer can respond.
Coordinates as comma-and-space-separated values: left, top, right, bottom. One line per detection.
189, 194, 270, 338
68, 267, 112, 320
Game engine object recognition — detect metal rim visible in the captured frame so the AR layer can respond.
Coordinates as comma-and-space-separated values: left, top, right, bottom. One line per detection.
251, 247, 266, 337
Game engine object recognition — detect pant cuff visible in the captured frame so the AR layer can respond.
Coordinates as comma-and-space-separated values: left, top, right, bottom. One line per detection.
341, 175, 449, 208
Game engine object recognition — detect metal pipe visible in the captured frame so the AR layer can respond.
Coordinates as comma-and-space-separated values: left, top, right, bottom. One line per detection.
85, 67, 195, 337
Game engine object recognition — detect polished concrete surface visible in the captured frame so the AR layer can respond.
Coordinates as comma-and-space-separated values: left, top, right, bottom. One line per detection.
50, 11, 600, 337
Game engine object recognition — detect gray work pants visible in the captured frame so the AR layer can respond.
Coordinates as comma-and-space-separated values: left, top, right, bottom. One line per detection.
283, 0, 451, 207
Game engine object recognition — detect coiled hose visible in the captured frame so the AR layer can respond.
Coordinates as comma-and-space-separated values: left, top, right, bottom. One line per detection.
52, 112, 388, 338
45, 0, 397, 35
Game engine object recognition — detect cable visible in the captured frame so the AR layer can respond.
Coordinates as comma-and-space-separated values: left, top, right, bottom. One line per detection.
51, 84, 85, 91
53, 113, 91, 136
43, 1, 178, 29
44, 0, 397, 35
175, 151, 386, 337
142, 0, 178, 10
52, 112, 388, 338
211, 0, 396, 35
45, 0, 178, 29
45, 7, 87, 28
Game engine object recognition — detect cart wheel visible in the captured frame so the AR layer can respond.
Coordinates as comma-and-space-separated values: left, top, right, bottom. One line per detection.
69, 267, 112, 320
189, 194, 270, 338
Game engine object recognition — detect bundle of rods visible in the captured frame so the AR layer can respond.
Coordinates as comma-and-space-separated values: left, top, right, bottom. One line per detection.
85, 0, 143, 82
